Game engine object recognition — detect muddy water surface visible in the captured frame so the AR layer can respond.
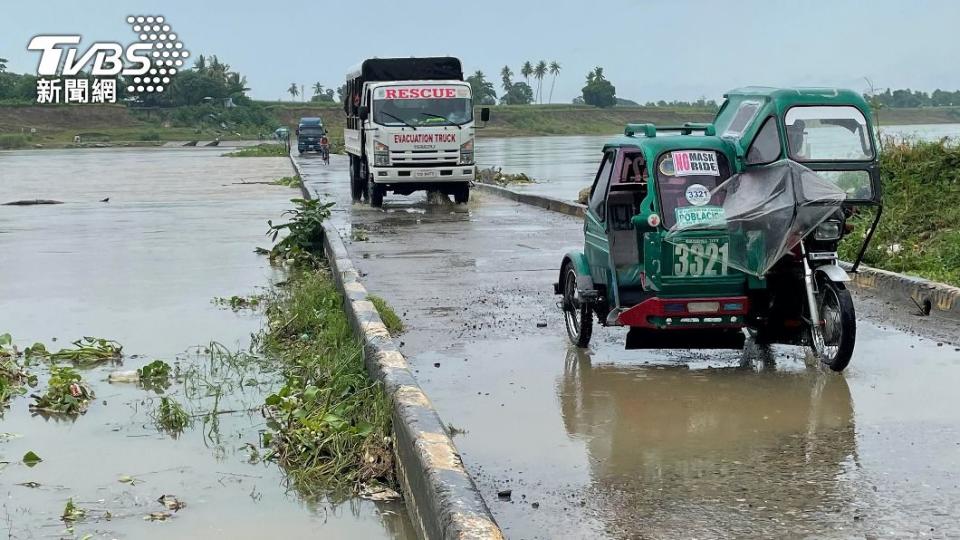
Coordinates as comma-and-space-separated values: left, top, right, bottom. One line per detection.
0, 148, 414, 539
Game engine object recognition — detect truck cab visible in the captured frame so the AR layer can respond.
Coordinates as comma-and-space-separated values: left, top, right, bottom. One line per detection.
343, 57, 489, 207
296, 117, 326, 154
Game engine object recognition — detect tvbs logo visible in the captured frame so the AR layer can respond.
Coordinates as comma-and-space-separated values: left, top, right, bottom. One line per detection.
28, 16, 188, 104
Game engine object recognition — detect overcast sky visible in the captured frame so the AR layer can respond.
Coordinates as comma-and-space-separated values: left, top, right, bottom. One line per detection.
2, 0, 958, 103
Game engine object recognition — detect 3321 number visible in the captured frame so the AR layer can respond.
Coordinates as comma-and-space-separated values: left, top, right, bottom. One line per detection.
673, 242, 729, 277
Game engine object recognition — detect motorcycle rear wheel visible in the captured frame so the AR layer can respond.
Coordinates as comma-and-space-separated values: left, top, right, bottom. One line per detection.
562, 265, 593, 348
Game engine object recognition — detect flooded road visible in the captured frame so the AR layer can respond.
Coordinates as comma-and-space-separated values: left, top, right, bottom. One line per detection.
0, 148, 414, 539
477, 123, 960, 202
299, 153, 960, 538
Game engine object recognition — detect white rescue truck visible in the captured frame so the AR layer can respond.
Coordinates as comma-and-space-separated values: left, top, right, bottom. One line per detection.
344, 57, 490, 207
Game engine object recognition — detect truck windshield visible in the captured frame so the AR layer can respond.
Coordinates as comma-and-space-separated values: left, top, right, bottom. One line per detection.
299, 127, 324, 136
373, 86, 473, 127
784, 106, 873, 162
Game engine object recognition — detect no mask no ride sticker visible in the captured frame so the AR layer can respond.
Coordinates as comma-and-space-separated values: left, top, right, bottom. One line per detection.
672, 150, 719, 176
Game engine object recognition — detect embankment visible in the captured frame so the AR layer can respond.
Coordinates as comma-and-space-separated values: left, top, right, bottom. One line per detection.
4, 103, 960, 147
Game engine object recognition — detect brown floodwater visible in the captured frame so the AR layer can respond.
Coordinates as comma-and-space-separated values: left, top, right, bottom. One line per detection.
0, 147, 414, 539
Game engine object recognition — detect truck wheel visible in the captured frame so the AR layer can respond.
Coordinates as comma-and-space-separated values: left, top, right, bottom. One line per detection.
562, 264, 592, 348
810, 280, 856, 372
453, 183, 470, 204
349, 158, 362, 201
369, 180, 384, 208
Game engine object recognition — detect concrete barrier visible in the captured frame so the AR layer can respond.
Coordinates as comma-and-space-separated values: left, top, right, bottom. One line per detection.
477, 182, 960, 322
472, 182, 585, 218
843, 262, 960, 321
290, 156, 503, 540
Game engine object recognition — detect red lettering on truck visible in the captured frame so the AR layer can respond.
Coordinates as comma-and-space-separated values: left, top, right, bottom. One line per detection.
380, 87, 460, 99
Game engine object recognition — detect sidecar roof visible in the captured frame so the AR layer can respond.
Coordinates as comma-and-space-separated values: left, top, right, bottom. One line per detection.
723, 87, 870, 110
603, 127, 735, 162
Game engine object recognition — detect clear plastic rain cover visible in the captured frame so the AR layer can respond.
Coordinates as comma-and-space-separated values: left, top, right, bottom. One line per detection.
664, 160, 846, 277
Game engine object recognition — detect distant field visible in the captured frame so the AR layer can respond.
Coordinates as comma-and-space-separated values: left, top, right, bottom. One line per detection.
2, 102, 960, 148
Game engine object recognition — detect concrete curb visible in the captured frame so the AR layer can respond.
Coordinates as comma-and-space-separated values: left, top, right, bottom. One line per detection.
472, 182, 585, 218
289, 157, 503, 540
842, 262, 960, 320
477, 183, 960, 321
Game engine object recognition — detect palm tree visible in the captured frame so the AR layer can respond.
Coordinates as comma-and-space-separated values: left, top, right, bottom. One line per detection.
312, 82, 324, 96
0, 57, 7, 73
500, 65, 513, 92
548, 61, 561, 104
193, 54, 206, 73
226, 73, 249, 95
287, 83, 299, 100
593, 66, 605, 80
534, 60, 548, 104
521, 61, 533, 85
208, 56, 229, 80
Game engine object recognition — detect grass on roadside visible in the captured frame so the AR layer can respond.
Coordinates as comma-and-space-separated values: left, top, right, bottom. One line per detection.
261, 269, 394, 495
368, 295, 404, 336
224, 143, 288, 157
840, 138, 960, 286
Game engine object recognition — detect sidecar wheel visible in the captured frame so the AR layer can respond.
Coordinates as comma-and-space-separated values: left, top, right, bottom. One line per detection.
562, 265, 593, 348
811, 280, 856, 372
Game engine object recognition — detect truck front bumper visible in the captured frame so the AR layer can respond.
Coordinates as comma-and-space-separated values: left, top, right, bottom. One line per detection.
370, 165, 475, 184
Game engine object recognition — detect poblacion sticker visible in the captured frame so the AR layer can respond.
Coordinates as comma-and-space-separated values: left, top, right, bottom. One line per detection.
675, 206, 726, 228
685, 183, 712, 206
672, 150, 720, 177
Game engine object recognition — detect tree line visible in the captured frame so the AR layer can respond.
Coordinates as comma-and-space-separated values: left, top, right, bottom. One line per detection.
868, 88, 960, 108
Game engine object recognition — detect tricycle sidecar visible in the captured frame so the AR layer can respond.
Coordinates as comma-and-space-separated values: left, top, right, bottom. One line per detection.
557, 88, 882, 372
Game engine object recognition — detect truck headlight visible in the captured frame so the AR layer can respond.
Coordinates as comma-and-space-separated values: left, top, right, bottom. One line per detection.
459, 139, 474, 165
374, 141, 389, 166
815, 220, 842, 241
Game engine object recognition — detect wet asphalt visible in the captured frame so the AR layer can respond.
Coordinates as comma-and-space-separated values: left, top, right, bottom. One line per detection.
299, 152, 960, 539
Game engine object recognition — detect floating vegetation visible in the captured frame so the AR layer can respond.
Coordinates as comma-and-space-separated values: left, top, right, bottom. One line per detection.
49, 337, 123, 365
29, 366, 94, 414
152, 396, 190, 436
61, 498, 86, 522
22, 450, 43, 467
1, 355, 36, 403
213, 294, 263, 310
368, 295, 404, 336
273, 174, 302, 188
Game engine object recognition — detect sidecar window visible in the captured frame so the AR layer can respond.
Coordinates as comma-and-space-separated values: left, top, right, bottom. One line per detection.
722, 100, 761, 138
785, 106, 873, 161
655, 151, 731, 229
589, 150, 616, 221
746, 116, 782, 165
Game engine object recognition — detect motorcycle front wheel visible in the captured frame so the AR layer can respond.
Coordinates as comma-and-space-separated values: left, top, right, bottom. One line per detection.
810, 279, 856, 372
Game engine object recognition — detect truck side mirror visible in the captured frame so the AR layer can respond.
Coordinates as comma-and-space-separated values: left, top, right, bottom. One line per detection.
480, 107, 490, 122
295, 128, 300, 136
358, 106, 369, 120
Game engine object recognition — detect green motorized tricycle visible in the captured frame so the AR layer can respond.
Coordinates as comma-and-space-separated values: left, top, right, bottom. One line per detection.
556, 88, 882, 372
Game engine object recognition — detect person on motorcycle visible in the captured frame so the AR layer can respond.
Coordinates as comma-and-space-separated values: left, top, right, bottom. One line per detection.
319, 134, 330, 163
